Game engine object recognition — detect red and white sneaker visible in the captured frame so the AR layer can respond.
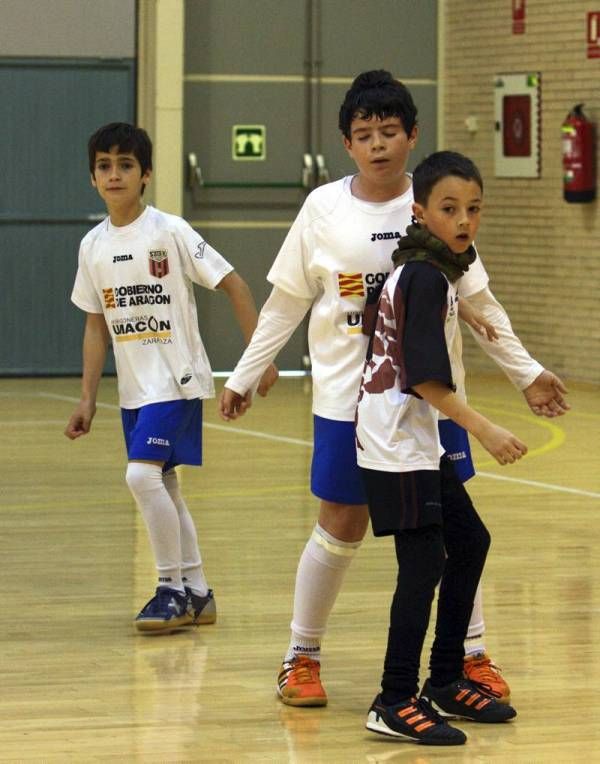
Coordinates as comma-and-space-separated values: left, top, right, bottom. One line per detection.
277, 656, 328, 707
463, 652, 511, 704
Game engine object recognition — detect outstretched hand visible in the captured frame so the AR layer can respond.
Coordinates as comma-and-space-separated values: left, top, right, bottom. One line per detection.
523, 370, 570, 417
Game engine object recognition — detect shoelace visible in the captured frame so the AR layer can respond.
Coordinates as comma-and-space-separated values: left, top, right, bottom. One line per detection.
286, 659, 318, 684
467, 657, 502, 690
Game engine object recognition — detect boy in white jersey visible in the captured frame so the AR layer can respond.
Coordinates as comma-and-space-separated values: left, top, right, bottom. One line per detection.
64, 123, 276, 633
219, 71, 568, 705
359, 151, 524, 744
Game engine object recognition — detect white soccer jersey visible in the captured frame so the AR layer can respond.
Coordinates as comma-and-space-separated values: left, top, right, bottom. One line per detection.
267, 176, 414, 420
71, 205, 233, 409
356, 262, 459, 473
267, 176, 490, 421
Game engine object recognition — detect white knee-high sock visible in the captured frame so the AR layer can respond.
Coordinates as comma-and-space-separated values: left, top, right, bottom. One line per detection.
163, 469, 209, 596
464, 581, 486, 656
286, 524, 361, 661
126, 462, 184, 592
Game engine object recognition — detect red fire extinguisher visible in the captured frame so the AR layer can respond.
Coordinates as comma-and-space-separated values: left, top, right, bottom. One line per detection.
561, 104, 596, 203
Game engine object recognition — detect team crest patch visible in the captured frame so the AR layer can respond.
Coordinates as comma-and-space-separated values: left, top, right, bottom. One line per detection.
149, 249, 169, 278
338, 272, 364, 297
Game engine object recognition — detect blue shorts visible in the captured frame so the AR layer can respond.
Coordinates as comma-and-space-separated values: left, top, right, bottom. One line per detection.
311, 416, 367, 505
311, 415, 475, 504
438, 419, 475, 482
121, 399, 203, 472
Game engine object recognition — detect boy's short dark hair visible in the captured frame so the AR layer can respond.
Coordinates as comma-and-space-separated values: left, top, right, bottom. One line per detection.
338, 69, 418, 139
413, 150, 483, 205
88, 122, 153, 175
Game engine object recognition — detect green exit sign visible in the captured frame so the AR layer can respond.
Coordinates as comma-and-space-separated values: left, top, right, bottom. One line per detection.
232, 125, 266, 161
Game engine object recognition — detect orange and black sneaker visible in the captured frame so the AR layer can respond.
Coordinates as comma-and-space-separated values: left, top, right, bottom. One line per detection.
420, 678, 516, 723
366, 694, 466, 746
277, 656, 328, 707
463, 652, 511, 704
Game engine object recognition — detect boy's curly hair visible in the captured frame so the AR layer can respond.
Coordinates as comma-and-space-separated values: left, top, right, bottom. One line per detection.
338, 69, 418, 139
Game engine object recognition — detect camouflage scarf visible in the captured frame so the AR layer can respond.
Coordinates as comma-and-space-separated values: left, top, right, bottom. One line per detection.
391, 223, 476, 283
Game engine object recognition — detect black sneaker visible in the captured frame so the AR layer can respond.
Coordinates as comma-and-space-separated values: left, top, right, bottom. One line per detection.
420, 678, 517, 723
185, 587, 217, 625
135, 587, 190, 634
366, 693, 467, 746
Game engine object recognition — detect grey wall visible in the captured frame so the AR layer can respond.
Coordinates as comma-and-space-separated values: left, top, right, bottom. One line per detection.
0, 0, 136, 58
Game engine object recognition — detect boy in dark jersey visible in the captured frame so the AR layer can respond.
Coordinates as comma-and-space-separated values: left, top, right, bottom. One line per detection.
358, 151, 525, 744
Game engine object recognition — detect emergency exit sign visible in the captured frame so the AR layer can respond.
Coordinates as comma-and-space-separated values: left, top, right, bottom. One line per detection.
232, 125, 266, 160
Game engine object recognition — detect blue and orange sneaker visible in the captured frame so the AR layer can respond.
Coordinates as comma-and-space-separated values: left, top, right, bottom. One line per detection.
366, 694, 466, 745
420, 678, 516, 723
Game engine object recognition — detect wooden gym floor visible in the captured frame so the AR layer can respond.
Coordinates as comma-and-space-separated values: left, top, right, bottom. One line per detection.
1, 373, 599, 763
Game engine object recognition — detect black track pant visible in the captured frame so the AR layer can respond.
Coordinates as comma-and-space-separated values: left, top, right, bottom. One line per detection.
381, 458, 491, 702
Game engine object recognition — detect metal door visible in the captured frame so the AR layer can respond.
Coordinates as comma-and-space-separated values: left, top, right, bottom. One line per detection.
0, 59, 135, 374
183, 0, 437, 371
